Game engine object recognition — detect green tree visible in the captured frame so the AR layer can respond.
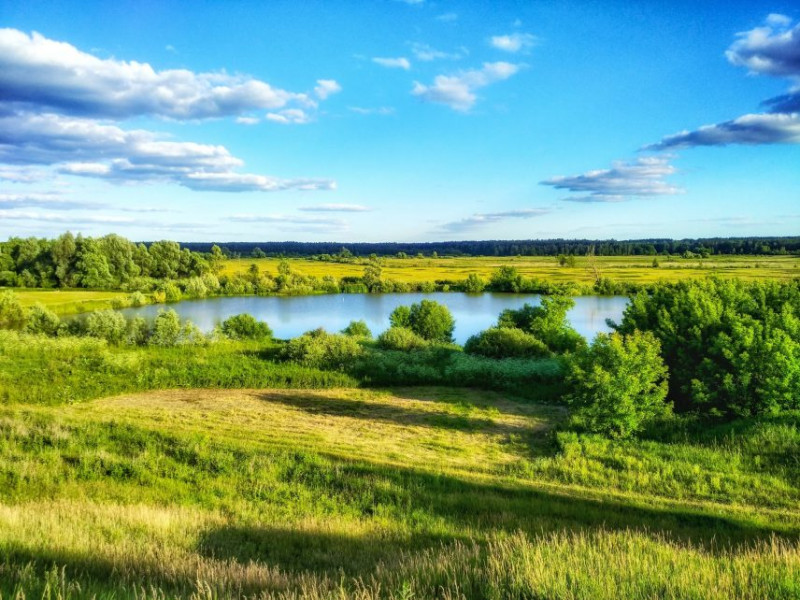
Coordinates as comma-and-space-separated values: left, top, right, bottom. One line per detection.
0, 291, 27, 330
565, 331, 670, 438
220, 314, 272, 340
341, 320, 372, 338
389, 300, 455, 342
25, 303, 60, 336
462, 273, 486, 293
85, 310, 127, 344
497, 296, 585, 353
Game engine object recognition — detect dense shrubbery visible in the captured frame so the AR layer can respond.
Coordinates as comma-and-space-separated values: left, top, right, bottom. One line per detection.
377, 326, 430, 351
464, 327, 551, 358
282, 329, 364, 371
496, 296, 586, 354
341, 320, 372, 338
614, 278, 800, 418
389, 299, 455, 342
564, 331, 670, 438
220, 313, 273, 340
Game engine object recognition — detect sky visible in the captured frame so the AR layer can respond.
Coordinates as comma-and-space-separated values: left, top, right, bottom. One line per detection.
0, 0, 799, 243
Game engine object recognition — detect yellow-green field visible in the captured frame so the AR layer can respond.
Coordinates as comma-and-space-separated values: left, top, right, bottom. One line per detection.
2, 387, 799, 599
10, 288, 128, 314
222, 254, 800, 285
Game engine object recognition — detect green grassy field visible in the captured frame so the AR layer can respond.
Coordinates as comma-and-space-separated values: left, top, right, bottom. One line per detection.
222, 254, 800, 285
10, 289, 128, 315
1, 384, 798, 599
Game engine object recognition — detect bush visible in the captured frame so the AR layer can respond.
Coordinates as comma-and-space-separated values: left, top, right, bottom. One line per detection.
341, 320, 372, 338
462, 273, 486, 293
282, 330, 364, 371
497, 296, 585, 354
564, 331, 670, 438
464, 327, 551, 359
0, 291, 26, 330
128, 291, 147, 307
24, 303, 60, 336
377, 326, 429, 351
615, 279, 800, 417
149, 309, 203, 346
84, 310, 127, 344
220, 313, 272, 340
390, 299, 455, 342
184, 277, 208, 299
127, 316, 151, 346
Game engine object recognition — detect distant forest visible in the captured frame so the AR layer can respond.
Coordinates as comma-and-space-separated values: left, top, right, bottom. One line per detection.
183, 237, 800, 258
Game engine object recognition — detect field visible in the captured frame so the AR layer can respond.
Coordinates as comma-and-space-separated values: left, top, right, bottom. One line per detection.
222, 254, 800, 285
1, 385, 799, 599
12, 289, 128, 315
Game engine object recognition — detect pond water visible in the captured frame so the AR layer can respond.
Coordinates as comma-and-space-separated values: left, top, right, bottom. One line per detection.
119, 293, 629, 345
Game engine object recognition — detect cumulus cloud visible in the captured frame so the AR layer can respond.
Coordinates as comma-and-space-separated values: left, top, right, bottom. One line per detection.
541, 156, 683, 201
372, 57, 411, 70
439, 209, 549, 233
298, 203, 371, 212
0, 112, 335, 192
725, 15, 800, 78
412, 62, 520, 111
313, 79, 341, 100
490, 32, 536, 53
647, 16, 800, 150
0, 28, 325, 120
646, 112, 800, 150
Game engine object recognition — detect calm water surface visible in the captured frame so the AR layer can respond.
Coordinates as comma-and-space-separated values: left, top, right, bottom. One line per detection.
120, 293, 628, 344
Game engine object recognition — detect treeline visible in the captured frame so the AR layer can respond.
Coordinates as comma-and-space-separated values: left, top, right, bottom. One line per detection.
182, 236, 800, 258
0, 233, 217, 289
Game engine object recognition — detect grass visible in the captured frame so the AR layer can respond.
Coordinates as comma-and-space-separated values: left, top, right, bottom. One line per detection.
8, 288, 129, 315
221, 254, 800, 286
0, 385, 798, 598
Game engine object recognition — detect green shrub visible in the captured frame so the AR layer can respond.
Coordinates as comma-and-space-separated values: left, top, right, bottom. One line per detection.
341, 320, 372, 338
184, 276, 208, 298
377, 326, 429, 351
565, 331, 670, 438
497, 296, 585, 354
84, 310, 127, 344
615, 279, 800, 417
128, 291, 147, 307
283, 330, 364, 370
390, 299, 455, 342
220, 313, 272, 340
24, 303, 60, 336
0, 291, 26, 330
149, 309, 203, 346
464, 327, 551, 359
126, 316, 151, 346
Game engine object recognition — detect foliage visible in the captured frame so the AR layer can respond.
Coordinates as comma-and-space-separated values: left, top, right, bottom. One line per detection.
377, 326, 429, 351
150, 309, 204, 346
24, 303, 60, 336
84, 309, 128, 344
220, 313, 272, 341
464, 326, 551, 359
0, 290, 26, 329
462, 273, 486, 293
282, 329, 364, 371
564, 331, 670, 438
615, 279, 800, 417
497, 296, 586, 353
390, 299, 455, 342
341, 319, 372, 338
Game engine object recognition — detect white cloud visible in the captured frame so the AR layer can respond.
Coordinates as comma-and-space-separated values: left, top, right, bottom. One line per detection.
646, 112, 800, 150
436, 13, 458, 22
265, 108, 312, 124
236, 116, 260, 125
542, 156, 683, 201
0, 112, 335, 192
298, 203, 371, 212
228, 213, 348, 232
0, 165, 49, 183
439, 209, 549, 232
490, 32, 536, 53
314, 79, 342, 100
725, 15, 800, 77
0, 28, 326, 120
0, 192, 101, 210
409, 42, 466, 62
348, 106, 395, 115
411, 62, 519, 111
372, 57, 411, 70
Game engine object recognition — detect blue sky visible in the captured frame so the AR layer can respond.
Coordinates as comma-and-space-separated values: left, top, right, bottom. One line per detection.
0, 0, 798, 242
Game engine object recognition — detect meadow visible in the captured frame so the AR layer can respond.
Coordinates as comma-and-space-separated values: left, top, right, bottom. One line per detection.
1, 385, 798, 599
221, 253, 800, 285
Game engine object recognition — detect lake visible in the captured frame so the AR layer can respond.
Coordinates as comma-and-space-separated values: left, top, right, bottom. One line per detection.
119, 293, 628, 344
